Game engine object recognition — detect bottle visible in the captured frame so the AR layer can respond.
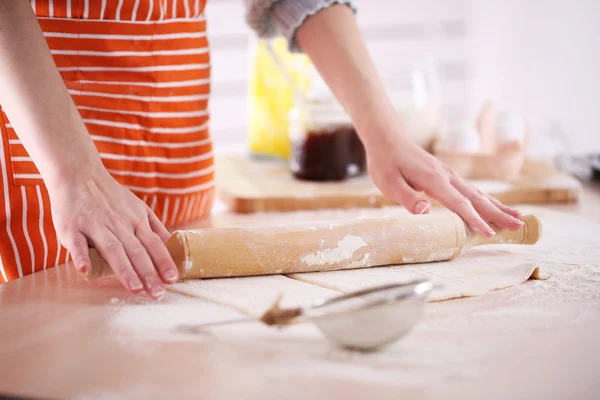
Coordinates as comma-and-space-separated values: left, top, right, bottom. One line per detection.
246, 37, 313, 159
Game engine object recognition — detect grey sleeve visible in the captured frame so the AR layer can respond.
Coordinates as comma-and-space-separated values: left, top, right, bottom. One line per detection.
243, 0, 357, 52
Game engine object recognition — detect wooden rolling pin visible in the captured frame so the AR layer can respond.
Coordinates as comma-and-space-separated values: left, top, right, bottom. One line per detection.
85, 213, 541, 280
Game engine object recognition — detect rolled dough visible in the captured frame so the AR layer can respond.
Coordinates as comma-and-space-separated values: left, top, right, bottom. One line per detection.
169, 275, 337, 316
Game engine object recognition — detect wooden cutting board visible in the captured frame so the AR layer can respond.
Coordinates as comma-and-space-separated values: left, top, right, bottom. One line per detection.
216, 154, 581, 213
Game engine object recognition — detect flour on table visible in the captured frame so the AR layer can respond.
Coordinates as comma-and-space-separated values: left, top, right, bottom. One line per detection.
107, 290, 251, 349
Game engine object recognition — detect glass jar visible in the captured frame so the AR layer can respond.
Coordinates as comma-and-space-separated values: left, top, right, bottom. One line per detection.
288, 75, 366, 181
381, 57, 443, 149
288, 57, 441, 181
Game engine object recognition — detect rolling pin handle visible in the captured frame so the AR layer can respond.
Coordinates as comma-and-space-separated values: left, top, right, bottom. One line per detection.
86, 249, 116, 280
521, 214, 542, 245
84, 232, 187, 281
465, 214, 542, 248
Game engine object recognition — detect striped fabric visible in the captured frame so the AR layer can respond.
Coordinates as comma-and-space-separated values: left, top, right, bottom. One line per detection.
0, 0, 214, 283
244, 0, 356, 51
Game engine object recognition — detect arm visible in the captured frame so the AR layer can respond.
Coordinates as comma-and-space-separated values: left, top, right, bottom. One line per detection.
0, 2, 102, 188
0, 1, 176, 297
246, 1, 523, 235
297, 5, 524, 235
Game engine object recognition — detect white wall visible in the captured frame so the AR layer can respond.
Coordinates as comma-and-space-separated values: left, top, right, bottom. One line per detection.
206, 0, 600, 153
467, 0, 600, 153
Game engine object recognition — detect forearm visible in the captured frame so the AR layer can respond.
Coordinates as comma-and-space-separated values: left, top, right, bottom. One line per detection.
295, 4, 403, 148
294, 4, 522, 233
0, 1, 104, 189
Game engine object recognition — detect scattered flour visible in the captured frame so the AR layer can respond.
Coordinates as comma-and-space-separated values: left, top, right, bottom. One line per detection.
345, 253, 371, 269
300, 235, 367, 266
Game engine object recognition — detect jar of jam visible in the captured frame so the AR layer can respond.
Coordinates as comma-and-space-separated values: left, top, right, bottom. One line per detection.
289, 75, 366, 181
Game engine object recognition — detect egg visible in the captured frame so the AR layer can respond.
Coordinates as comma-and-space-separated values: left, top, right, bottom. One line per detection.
496, 111, 525, 145
438, 121, 481, 153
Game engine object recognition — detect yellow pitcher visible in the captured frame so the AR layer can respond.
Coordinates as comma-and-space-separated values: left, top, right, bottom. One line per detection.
247, 37, 313, 159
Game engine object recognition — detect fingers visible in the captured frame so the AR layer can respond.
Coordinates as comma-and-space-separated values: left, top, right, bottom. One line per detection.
109, 221, 166, 300
487, 195, 523, 220
370, 148, 524, 236
147, 207, 171, 242
50, 177, 175, 300
381, 174, 431, 214
63, 232, 91, 278
135, 224, 179, 284
88, 228, 145, 294
428, 183, 496, 237
81, 215, 174, 299
143, 209, 178, 283
451, 177, 524, 231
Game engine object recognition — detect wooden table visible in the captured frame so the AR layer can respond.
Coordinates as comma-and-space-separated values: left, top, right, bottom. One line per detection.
1, 183, 599, 400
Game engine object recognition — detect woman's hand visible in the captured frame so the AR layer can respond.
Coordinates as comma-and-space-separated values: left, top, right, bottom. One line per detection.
295, 5, 523, 236
366, 133, 524, 236
48, 170, 178, 299
0, 1, 177, 297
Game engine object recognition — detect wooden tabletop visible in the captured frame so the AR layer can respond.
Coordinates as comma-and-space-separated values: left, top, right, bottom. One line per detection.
1, 182, 599, 400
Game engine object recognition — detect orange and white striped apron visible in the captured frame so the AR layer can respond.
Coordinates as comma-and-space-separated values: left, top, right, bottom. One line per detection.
0, 0, 214, 283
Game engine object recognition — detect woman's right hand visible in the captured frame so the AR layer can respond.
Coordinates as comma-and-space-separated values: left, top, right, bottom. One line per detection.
0, 1, 176, 298
47, 169, 178, 300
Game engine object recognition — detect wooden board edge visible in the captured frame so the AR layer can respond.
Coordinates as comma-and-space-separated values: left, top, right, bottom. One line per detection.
216, 189, 398, 213
218, 185, 580, 213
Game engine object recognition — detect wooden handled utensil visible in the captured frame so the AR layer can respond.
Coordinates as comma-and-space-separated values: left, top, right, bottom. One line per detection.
85, 213, 541, 281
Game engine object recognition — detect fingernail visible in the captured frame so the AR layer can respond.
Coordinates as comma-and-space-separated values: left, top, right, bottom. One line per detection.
512, 217, 524, 225
164, 270, 178, 282
473, 226, 495, 236
152, 286, 166, 300
78, 264, 90, 279
129, 279, 143, 291
414, 201, 430, 215
161, 232, 171, 242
